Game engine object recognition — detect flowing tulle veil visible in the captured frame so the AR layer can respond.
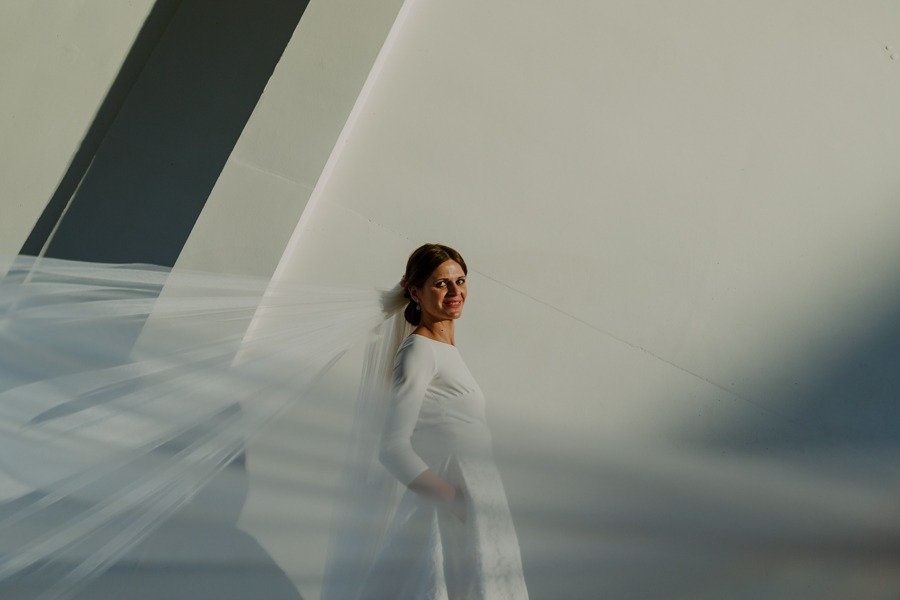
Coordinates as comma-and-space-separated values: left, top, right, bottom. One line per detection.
0, 253, 410, 599
319, 299, 412, 600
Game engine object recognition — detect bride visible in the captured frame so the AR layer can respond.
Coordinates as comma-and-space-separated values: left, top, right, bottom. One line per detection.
354, 243, 529, 599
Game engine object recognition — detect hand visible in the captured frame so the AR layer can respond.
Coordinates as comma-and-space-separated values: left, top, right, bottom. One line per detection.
407, 470, 467, 522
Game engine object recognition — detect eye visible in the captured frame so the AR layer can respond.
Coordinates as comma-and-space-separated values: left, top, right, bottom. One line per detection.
435, 281, 445, 288
457, 278, 466, 285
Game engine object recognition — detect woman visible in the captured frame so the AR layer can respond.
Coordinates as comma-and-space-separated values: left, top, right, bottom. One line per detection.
357, 243, 529, 599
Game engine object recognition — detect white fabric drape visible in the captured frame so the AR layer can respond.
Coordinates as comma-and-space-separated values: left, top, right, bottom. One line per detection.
0, 254, 406, 600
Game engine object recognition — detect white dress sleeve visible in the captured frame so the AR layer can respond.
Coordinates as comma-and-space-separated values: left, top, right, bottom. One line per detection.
378, 338, 435, 485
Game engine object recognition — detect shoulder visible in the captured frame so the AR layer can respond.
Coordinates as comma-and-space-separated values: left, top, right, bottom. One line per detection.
394, 335, 437, 372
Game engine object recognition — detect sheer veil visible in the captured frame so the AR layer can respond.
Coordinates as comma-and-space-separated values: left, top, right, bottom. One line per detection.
0, 253, 409, 599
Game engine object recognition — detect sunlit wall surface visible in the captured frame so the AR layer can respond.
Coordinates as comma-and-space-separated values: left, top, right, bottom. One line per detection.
260, 1, 900, 598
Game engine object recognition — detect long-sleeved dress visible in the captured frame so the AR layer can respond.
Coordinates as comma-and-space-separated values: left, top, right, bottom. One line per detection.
357, 333, 529, 599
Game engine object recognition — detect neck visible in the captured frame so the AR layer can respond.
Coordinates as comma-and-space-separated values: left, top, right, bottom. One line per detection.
418, 318, 455, 345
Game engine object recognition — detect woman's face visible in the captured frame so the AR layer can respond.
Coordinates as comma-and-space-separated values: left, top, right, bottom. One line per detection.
410, 259, 467, 322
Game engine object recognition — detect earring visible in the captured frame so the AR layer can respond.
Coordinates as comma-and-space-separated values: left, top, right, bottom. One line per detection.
415, 303, 420, 311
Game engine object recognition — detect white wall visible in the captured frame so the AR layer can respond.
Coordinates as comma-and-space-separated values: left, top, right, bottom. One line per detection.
0, 1, 154, 255
258, 0, 900, 597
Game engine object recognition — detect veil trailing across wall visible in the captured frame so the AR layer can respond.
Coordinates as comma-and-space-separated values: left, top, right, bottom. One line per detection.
0, 254, 410, 599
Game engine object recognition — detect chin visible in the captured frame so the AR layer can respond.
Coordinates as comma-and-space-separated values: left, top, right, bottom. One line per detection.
443, 305, 464, 317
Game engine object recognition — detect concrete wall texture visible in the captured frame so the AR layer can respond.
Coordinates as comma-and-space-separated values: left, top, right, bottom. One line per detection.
2, 0, 900, 598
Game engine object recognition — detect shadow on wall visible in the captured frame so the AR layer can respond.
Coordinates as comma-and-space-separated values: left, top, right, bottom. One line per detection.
22, 0, 310, 267
502, 290, 900, 599
0, 456, 302, 600
18, 0, 181, 260
71, 452, 303, 600
686, 301, 900, 453
0, 400, 305, 599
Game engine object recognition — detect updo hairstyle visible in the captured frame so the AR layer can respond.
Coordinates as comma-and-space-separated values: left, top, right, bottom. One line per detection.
400, 243, 467, 326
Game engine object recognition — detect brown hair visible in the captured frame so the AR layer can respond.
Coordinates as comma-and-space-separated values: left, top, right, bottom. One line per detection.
400, 243, 467, 325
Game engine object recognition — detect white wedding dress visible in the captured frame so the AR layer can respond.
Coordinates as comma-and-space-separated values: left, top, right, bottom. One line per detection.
357, 333, 529, 600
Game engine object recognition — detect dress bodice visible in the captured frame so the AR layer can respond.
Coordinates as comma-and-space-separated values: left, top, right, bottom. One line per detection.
410, 334, 487, 426
378, 334, 488, 485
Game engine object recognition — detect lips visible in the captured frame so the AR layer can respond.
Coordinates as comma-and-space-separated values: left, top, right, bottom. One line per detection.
443, 300, 462, 308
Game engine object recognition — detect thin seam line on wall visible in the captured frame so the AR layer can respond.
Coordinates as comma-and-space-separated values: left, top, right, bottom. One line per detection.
230, 156, 315, 190
330, 200, 412, 243
336, 199, 801, 428
473, 267, 801, 423
479, 260, 879, 467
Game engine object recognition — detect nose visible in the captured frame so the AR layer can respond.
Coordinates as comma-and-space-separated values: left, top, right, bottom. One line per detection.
446, 282, 459, 296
